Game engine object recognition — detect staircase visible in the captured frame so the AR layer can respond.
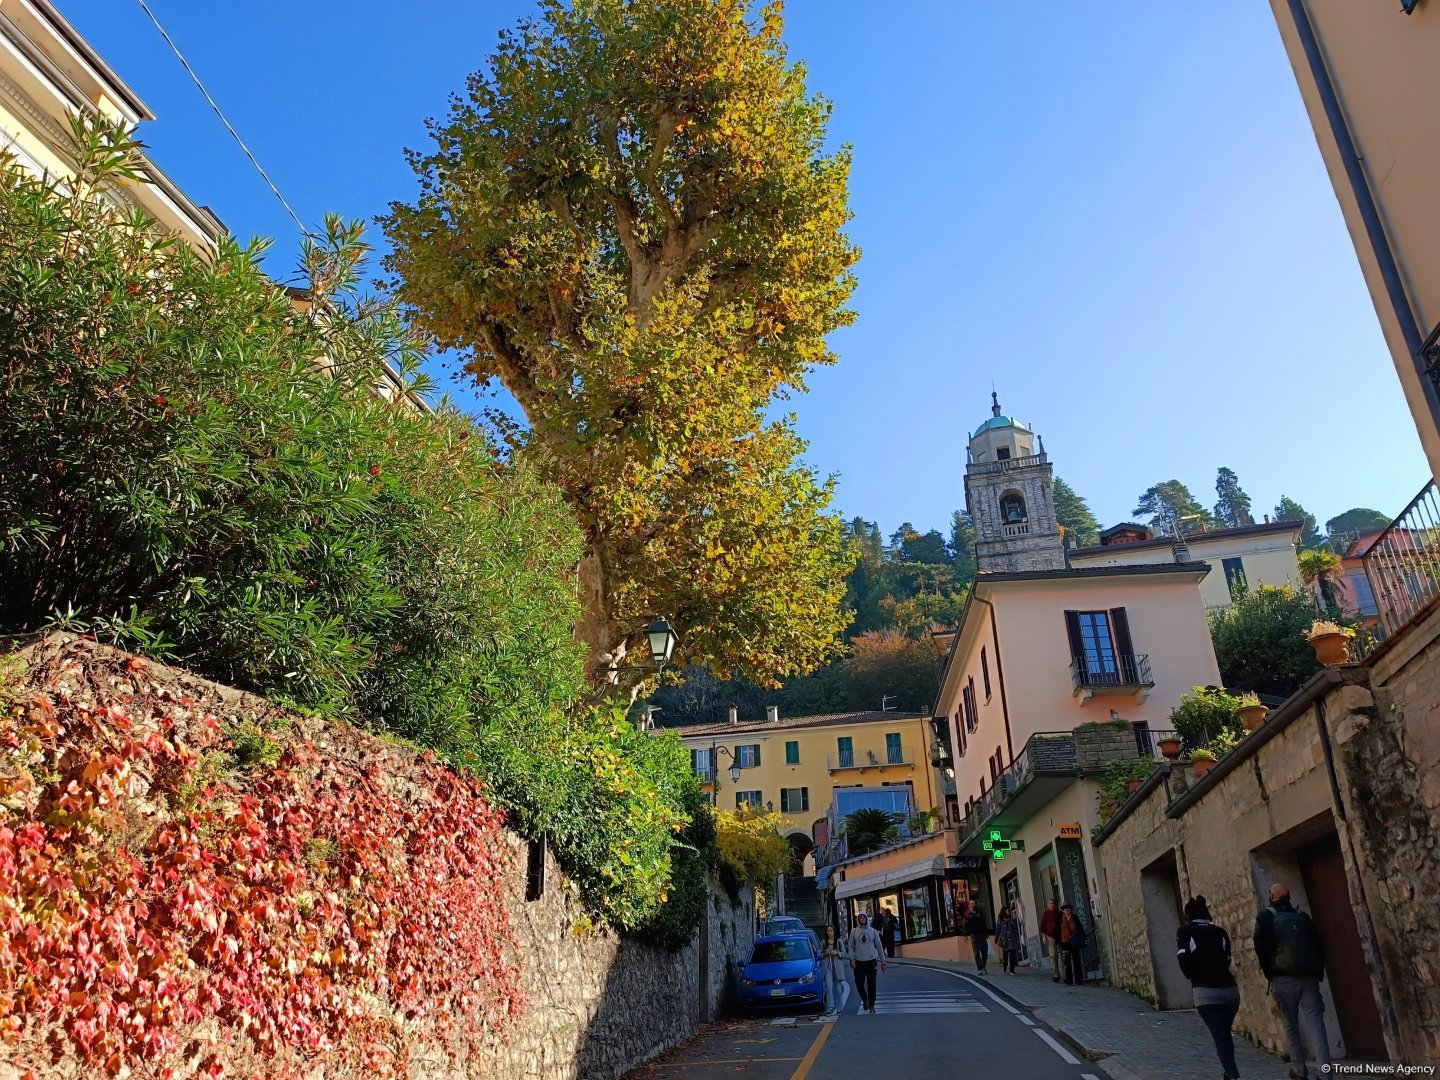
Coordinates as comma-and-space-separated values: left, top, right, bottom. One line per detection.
783, 874, 825, 933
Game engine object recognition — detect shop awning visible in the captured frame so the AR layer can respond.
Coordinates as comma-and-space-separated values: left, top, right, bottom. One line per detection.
834, 855, 946, 900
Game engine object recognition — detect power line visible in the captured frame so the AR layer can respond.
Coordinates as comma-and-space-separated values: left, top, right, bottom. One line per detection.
134, 0, 308, 235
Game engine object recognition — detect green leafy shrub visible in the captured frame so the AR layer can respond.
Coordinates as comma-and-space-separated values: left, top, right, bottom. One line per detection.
1096, 757, 1163, 823
1169, 686, 1244, 752
1208, 585, 1321, 696
715, 808, 793, 895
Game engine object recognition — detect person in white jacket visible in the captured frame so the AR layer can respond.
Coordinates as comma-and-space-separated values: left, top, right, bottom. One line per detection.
846, 913, 888, 1013
820, 924, 849, 1015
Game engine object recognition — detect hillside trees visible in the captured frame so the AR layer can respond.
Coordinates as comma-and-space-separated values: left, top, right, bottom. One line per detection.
1213, 467, 1255, 529
383, 0, 858, 694
1135, 480, 1216, 535
1208, 585, 1322, 697
1053, 477, 1100, 548
1325, 507, 1390, 547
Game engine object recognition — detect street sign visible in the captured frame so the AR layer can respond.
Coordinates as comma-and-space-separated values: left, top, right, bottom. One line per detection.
1059, 823, 1082, 839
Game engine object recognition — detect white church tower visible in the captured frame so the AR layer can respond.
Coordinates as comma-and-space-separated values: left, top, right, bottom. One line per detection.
964, 393, 1066, 574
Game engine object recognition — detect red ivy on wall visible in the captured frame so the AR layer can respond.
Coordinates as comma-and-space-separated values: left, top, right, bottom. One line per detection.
0, 670, 523, 1076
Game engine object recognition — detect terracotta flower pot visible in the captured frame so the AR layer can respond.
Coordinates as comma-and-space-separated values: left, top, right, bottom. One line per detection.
1309, 632, 1351, 667
1126, 779, 1143, 793
1238, 705, 1269, 733
1192, 758, 1215, 778
1158, 738, 1182, 760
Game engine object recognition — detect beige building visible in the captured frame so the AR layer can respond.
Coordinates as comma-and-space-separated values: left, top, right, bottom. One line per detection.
1269, 0, 1440, 481
1069, 519, 1304, 609
920, 402, 1224, 974
0, 0, 221, 249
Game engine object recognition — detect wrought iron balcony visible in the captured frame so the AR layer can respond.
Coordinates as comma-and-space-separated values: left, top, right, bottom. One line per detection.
1070, 653, 1154, 704
828, 744, 912, 771
1362, 479, 1440, 637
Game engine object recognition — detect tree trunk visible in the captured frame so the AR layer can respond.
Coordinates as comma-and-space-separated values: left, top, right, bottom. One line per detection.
574, 546, 652, 705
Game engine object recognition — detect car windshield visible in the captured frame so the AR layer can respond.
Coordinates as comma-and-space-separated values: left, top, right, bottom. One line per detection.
750, 939, 813, 964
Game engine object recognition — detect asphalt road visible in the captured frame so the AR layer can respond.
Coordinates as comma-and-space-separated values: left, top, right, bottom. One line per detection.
630, 963, 1105, 1080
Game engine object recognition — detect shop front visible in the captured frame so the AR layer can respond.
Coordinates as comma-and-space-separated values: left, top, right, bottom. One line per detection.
830, 833, 994, 963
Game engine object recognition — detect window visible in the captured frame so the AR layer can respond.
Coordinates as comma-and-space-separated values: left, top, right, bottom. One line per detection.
785, 740, 800, 765
954, 709, 967, 757
1222, 557, 1247, 596
837, 736, 854, 768
963, 678, 978, 733
996, 446, 1010, 461
834, 786, 913, 822
735, 790, 762, 810
780, 787, 809, 813
1065, 608, 1136, 683
885, 732, 903, 765
902, 884, 934, 940
690, 747, 714, 779
999, 490, 1027, 524
981, 647, 991, 699
1350, 571, 1378, 616
736, 743, 761, 768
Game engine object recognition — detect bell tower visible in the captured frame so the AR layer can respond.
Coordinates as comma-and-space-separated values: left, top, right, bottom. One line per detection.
964, 394, 1066, 573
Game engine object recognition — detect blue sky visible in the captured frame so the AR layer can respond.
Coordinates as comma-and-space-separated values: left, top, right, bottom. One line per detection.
63, 1, 1428, 538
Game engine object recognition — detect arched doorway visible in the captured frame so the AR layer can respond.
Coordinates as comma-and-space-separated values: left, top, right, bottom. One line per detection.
785, 831, 815, 877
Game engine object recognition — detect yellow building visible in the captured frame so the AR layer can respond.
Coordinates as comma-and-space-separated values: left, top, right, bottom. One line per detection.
675, 707, 945, 872
1269, 0, 1440, 483
0, 0, 221, 249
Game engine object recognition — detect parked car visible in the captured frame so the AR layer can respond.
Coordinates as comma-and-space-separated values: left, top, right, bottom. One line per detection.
737, 933, 824, 1012
762, 915, 807, 935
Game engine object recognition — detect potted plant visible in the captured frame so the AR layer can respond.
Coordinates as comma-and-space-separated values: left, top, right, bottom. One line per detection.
1157, 734, 1182, 760
1236, 691, 1269, 733
1304, 620, 1353, 666
1191, 747, 1216, 778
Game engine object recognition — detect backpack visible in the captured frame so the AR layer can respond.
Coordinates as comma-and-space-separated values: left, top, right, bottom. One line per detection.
1270, 909, 1324, 978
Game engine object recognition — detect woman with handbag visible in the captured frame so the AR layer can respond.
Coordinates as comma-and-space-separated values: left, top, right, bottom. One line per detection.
995, 907, 1023, 974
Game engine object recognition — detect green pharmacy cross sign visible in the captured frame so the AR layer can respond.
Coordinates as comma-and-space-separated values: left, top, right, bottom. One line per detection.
982, 830, 1024, 860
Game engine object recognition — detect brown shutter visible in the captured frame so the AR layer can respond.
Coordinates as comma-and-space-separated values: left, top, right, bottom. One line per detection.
1064, 610, 1085, 663
1109, 607, 1134, 657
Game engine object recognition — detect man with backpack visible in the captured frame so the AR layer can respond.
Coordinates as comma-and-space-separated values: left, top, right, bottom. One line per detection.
1253, 883, 1333, 1080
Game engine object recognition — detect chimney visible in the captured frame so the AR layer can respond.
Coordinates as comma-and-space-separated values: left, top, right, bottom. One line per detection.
766, 705, 780, 724
1172, 536, 1191, 564
728, 702, 739, 725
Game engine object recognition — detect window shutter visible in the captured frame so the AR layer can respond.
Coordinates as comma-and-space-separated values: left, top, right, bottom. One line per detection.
1064, 610, 1084, 662
802, 788, 809, 812
1109, 607, 1134, 657
753, 744, 761, 768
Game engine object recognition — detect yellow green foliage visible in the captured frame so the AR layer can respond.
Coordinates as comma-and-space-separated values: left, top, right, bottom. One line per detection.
715, 807, 792, 891
383, 0, 858, 690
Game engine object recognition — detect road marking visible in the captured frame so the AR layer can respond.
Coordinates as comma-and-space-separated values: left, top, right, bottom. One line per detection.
1017, 1015, 1035, 1026
1082, 1074, 1103, 1080
923, 969, 1022, 1014
1034, 1028, 1082, 1065
790, 1020, 833, 1080
656, 1058, 803, 1068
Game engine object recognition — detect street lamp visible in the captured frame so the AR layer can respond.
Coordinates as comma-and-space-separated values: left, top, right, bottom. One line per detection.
646, 617, 678, 669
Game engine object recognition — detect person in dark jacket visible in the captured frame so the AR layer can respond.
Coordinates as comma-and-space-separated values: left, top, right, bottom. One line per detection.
1177, 896, 1242, 1080
965, 902, 990, 974
1058, 903, 1087, 986
1039, 897, 1063, 982
1254, 883, 1332, 1080
881, 909, 900, 958
995, 907, 1022, 975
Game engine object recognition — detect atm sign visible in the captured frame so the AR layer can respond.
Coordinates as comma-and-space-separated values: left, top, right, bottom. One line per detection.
1058, 823, 1083, 840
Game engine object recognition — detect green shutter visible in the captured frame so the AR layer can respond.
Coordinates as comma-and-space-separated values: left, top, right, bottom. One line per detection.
785, 740, 799, 765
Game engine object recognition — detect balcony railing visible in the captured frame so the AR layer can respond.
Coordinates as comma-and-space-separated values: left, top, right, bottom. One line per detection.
957, 731, 1078, 847
967, 452, 1048, 477
1363, 479, 1440, 636
694, 766, 715, 784
1070, 653, 1154, 694
827, 745, 912, 771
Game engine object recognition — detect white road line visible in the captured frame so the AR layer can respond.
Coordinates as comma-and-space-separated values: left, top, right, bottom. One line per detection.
925, 970, 1022, 1014
1034, 1028, 1082, 1065
1081, 1074, 1102, 1080
1017, 1015, 1035, 1026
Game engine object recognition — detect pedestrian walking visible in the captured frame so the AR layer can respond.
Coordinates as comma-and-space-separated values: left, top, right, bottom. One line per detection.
882, 909, 900, 958
1254, 883, 1332, 1080
1039, 897, 1063, 982
995, 906, 1022, 974
820, 924, 849, 1016
846, 912, 888, 1014
1177, 896, 1243, 1080
1058, 903, 1088, 985
965, 902, 990, 974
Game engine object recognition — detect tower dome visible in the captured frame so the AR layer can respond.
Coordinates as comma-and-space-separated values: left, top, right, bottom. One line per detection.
968, 392, 1037, 465
963, 393, 1064, 573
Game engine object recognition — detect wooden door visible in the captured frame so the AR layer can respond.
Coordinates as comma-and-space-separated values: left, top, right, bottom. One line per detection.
1298, 834, 1386, 1058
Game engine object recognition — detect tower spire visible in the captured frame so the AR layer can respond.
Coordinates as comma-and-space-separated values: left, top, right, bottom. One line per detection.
991, 389, 1002, 417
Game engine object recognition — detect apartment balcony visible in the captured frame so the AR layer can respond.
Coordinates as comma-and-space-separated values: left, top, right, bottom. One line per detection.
1070, 652, 1154, 705
955, 726, 1149, 855
1363, 479, 1440, 637
827, 744, 914, 772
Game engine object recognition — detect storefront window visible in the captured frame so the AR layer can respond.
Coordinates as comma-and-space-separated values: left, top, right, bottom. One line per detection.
902, 884, 934, 940
850, 896, 875, 923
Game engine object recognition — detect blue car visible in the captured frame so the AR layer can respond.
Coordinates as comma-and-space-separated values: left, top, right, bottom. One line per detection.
738, 933, 825, 1012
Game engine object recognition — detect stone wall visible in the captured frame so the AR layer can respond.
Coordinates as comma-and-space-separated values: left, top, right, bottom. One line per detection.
485, 840, 754, 1080
1096, 601, 1440, 1065
1330, 602, 1440, 1064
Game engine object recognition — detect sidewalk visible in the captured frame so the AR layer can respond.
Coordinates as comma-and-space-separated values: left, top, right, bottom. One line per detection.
889, 958, 1287, 1080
